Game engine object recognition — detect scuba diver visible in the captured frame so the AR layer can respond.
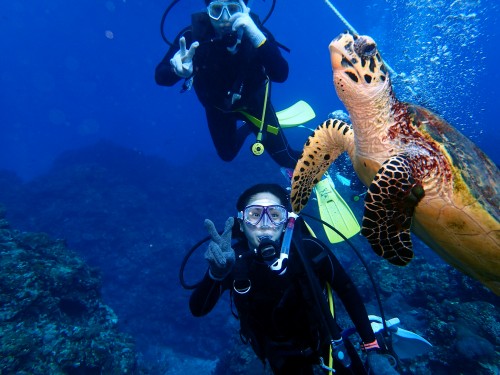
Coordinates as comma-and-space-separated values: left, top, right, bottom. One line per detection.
155, 0, 302, 168
189, 183, 399, 374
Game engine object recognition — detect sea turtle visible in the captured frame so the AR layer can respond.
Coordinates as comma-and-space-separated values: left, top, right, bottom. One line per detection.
291, 32, 500, 295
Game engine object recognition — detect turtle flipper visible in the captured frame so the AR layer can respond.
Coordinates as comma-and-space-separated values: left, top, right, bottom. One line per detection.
361, 155, 425, 266
291, 119, 354, 213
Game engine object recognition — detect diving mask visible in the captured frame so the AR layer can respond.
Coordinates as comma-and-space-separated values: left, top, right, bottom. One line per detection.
207, 1, 243, 20
238, 204, 288, 227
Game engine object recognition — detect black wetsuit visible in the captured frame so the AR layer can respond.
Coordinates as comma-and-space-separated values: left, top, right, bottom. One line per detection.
155, 12, 301, 168
190, 229, 376, 375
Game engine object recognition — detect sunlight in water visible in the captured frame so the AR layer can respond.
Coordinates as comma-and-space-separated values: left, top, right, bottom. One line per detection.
379, 0, 485, 137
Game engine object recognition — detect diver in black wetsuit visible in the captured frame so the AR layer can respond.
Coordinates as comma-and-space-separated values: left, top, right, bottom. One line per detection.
190, 183, 399, 375
155, 0, 301, 168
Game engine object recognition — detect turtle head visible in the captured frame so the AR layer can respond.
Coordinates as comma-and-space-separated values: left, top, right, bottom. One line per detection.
329, 32, 389, 102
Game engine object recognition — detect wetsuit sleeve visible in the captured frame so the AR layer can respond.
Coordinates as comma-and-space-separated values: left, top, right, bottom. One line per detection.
189, 270, 228, 317
254, 28, 288, 83
155, 31, 193, 87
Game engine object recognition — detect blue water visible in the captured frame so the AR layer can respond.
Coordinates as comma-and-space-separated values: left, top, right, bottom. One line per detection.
1, 0, 499, 373
1, 0, 498, 179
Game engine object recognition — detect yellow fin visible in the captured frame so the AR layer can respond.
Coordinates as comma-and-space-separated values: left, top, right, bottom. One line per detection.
315, 173, 360, 243
277, 100, 316, 127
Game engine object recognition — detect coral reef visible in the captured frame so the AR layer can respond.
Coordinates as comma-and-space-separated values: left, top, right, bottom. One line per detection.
0, 142, 278, 361
0, 207, 138, 374
348, 252, 500, 375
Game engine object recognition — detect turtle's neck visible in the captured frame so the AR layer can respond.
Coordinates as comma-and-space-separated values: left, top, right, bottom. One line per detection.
344, 79, 400, 163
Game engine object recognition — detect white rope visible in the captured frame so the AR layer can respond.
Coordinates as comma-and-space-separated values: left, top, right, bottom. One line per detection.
323, 0, 358, 35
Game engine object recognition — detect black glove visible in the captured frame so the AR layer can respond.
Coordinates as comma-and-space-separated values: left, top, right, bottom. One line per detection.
204, 217, 235, 280
366, 351, 399, 375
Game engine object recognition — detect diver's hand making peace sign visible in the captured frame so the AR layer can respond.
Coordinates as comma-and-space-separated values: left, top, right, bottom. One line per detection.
230, 0, 266, 48
204, 217, 235, 280
170, 36, 199, 78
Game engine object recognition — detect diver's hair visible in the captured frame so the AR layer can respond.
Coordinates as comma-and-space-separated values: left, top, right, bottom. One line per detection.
236, 183, 291, 212
204, 0, 249, 5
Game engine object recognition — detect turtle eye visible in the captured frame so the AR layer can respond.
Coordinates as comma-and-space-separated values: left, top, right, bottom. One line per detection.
354, 36, 377, 59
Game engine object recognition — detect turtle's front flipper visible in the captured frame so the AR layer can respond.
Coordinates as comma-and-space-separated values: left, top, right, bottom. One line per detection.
361, 155, 425, 266
291, 119, 354, 213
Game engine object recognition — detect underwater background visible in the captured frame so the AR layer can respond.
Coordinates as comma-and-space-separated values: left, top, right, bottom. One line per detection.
0, 0, 499, 374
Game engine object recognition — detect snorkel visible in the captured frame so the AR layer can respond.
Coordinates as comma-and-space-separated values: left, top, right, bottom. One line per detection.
268, 212, 297, 275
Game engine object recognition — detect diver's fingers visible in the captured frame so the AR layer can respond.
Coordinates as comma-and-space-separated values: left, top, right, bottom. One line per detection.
204, 219, 221, 244
221, 217, 234, 242
239, 0, 249, 13
178, 36, 187, 56
186, 41, 199, 60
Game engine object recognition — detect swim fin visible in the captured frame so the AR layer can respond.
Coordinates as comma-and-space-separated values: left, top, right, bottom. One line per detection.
240, 100, 315, 136
369, 315, 433, 359
314, 173, 360, 243
277, 100, 316, 126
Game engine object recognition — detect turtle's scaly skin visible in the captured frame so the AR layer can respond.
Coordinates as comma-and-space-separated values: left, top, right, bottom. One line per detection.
291, 32, 500, 294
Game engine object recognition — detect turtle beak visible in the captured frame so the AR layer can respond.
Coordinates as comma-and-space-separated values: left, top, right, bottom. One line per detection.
329, 43, 343, 70
329, 33, 355, 71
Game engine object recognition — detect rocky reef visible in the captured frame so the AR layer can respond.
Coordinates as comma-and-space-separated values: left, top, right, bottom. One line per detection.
0, 206, 138, 374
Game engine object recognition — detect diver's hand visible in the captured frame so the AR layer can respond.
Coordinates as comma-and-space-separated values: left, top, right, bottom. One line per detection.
170, 37, 199, 78
204, 217, 235, 280
366, 351, 399, 375
231, 0, 266, 48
